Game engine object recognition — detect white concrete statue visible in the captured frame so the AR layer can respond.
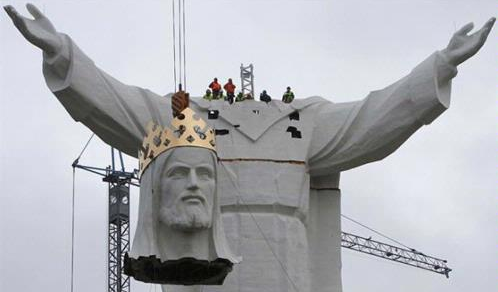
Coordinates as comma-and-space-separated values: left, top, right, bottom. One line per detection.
4, 3, 495, 292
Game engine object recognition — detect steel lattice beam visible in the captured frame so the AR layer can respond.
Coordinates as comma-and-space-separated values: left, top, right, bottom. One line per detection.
341, 231, 451, 277
108, 183, 131, 292
240, 63, 254, 98
74, 148, 137, 292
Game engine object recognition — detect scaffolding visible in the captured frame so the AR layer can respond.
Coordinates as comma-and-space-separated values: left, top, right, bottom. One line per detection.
240, 63, 254, 97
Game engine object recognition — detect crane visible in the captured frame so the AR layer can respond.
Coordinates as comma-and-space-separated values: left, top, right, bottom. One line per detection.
341, 232, 451, 277
72, 145, 139, 292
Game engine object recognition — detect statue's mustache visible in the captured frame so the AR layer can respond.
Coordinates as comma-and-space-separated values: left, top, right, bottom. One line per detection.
176, 190, 208, 206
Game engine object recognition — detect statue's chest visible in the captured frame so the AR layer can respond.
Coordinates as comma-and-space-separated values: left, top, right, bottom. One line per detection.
201, 103, 314, 162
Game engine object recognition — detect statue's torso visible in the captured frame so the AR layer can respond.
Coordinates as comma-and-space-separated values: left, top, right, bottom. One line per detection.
189, 99, 343, 292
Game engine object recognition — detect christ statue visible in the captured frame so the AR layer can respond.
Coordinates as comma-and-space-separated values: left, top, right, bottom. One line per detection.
4, 3, 495, 292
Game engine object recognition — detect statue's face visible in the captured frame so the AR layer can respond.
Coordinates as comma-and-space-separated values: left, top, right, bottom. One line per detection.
158, 147, 215, 231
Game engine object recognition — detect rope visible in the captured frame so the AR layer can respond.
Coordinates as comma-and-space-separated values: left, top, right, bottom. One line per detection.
341, 214, 412, 250
182, 0, 187, 90
68, 133, 95, 292
172, 0, 177, 92
76, 133, 95, 161
171, 0, 187, 91
240, 202, 300, 292
70, 167, 76, 292
177, 0, 182, 89
219, 162, 301, 292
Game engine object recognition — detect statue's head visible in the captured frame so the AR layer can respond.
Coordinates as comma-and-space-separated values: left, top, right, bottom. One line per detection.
128, 107, 240, 284
157, 147, 216, 231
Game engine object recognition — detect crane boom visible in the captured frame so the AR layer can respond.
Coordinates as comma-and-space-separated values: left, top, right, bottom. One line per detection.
341, 232, 451, 277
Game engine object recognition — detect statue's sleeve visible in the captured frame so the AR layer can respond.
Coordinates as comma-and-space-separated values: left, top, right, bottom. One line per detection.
42, 34, 168, 158
308, 51, 457, 176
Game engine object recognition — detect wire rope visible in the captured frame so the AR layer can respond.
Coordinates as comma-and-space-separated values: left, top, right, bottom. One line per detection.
341, 213, 412, 250
219, 162, 301, 292
172, 0, 177, 91
70, 167, 76, 292
177, 0, 182, 89
182, 0, 187, 90
75, 133, 95, 162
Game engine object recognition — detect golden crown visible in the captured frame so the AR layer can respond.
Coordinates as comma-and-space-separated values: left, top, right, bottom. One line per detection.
138, 107, 216, 176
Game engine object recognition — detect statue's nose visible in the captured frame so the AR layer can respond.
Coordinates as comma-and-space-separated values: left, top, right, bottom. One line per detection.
186, 169, 199, 190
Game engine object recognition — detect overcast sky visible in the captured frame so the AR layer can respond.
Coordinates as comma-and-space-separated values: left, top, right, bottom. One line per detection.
1, 1, 497, 292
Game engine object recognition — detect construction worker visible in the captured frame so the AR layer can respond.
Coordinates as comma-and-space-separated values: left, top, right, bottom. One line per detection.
245, 93, 254, 100
235, 92, 244, 102
202, 89, 213, 101
224, 78, 236, 104
260, 90, 271, 103
282, 86, 294, 103
209, 78, 221, 98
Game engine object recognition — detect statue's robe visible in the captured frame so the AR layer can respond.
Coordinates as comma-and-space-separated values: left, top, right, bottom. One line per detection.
43, 34, 457, 292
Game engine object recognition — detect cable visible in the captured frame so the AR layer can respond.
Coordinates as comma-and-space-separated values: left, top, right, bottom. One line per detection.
178, 0, 182, 89
70, 167, 76, 292
69, 133, 94, 292
341, 214, 412, 250
75, 133, 95, 162
182, 0, 186, 90
171, 0, 187, 92
172, 0, 177, 91
240, 202, 301, 292
219, 162, 301, 292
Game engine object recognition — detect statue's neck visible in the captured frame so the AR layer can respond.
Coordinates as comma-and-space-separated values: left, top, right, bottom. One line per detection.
157, 224, 211, 260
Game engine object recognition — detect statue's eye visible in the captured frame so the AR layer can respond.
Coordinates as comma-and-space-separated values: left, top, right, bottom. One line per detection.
167, 167, 189, 178
197, 167, 213, 180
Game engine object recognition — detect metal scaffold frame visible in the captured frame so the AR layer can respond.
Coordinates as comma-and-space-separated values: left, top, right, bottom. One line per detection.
108, 183, 131, 292
73, 146, 139, 292
240, 63, 254, 97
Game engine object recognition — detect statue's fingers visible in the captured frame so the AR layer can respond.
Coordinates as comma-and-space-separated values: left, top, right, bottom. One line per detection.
455, 22, 474, 36
4, 5, 20, 21
4, 5, 29, 33
26, 3, 45, 20
483, 17, 496, 30
480, 17, 496, 40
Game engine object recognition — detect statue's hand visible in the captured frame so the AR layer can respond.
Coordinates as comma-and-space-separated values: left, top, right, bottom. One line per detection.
441, 17, 495, 66
4, 3, 62, 56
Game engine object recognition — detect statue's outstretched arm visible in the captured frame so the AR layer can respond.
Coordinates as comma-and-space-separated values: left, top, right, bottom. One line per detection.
308, 19, 495, 176
4, 4, 169, 158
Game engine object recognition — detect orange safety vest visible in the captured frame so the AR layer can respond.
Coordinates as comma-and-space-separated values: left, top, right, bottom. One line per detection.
209, 81, 221, 91
224, 82, 236, 94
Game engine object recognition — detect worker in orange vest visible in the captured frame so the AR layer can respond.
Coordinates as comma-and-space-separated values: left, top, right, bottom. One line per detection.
224, 78, 236, 104
209, 78, 222, 99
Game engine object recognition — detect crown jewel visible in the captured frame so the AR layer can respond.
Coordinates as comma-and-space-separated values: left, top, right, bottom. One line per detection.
138, 108, 216, 176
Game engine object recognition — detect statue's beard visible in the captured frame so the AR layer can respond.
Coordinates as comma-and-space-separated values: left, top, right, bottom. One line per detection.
159, 193, 212, 231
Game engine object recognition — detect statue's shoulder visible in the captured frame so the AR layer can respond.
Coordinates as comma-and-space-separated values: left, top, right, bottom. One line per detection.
190, 96, 214, 111
290, 96, 332, 110
189, 95, 334, 112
